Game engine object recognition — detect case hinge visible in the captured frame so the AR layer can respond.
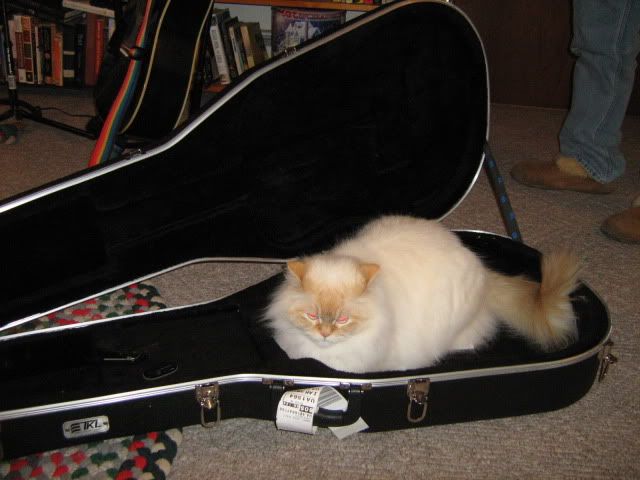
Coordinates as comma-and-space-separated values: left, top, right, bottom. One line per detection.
406, 378, 430, 423
195, 383, 221, 428
598, 340, 618, 382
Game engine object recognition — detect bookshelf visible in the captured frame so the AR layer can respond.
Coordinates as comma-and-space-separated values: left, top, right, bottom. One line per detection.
227, 0, 378, 12
1, 0, 377, 98
61, 0, 114, 17
63, 0, 378, 15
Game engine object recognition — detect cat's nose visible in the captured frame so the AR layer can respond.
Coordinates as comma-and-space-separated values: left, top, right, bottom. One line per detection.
319, 325, 332, 337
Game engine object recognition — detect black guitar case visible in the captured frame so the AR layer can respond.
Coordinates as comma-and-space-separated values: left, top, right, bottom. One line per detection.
0, 0, 612, 459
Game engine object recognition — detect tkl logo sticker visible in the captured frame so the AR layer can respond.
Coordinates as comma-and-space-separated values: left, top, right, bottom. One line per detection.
62, 416, 110, 439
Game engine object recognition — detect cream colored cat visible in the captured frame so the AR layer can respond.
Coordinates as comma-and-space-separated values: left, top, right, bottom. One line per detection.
265, 215, 579, 373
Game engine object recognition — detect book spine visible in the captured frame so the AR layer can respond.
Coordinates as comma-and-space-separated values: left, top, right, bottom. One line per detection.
240, 24, 255, 69
62, 25, 75, 86
107, 17, 116, 40
0, 28, 6, 82
251, 27, 268, 65
34, 24, 43, 84
74, 23, 86, 87
52, 30, 63, 86
40, 24, 53, 84
234, 24, 248, 72
21, 16, 35, 84
220, 19, 238, 80
84, 13, 97, 86
209, 14, 230, 84
228, 24, 244, 75
12, 16, 26, 83
94, 16, 105, 78
8, 18, 16, 64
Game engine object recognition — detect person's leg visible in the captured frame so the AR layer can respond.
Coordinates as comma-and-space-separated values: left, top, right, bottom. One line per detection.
559, 0, 640, 183
511, 0, 640, 192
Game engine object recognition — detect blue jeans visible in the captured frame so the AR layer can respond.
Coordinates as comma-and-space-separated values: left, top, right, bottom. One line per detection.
559, 0, 640, 183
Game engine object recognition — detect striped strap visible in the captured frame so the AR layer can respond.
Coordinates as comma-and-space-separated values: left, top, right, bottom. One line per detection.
88, 0, 154, 167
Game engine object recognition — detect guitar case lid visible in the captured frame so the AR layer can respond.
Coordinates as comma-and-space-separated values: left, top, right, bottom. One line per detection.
0, 0, 487, 329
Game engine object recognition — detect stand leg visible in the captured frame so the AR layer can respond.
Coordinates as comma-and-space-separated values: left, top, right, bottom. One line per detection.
484, 142, 523, 242
0, 99, 96, 139
0, 0, 96, 140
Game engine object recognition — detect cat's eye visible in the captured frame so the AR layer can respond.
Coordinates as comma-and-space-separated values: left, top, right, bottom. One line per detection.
336, 315, 349, 325
304, 312, 319, 322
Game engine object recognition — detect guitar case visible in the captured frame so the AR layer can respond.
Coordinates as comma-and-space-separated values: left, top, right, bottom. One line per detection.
0, 0, 612, 459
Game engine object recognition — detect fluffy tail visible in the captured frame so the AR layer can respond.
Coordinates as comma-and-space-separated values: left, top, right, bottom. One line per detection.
486, 250, 580, 350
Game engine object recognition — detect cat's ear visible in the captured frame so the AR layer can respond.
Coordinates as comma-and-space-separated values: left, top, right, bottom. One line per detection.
359, 263, 380, 285
287, 260, 307, 282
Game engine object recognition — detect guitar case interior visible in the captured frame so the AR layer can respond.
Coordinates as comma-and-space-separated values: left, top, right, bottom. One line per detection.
0, 0, 611, 459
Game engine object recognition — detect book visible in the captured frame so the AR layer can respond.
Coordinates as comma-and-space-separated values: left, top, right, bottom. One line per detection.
39, 23, 54, 84
94, 16, 106, 78
201, 43, 219, 86
0, 27, 7, 83
20, 16, 36, 84
271, 7, 345, 56
107, 17, 116, 40
84, 13, 97, 85
11, 16, 26, 83
240, 22, 268, 69
62, 24, 76, 86
52, 30, 63, 86
220, 16, 239, 80
34, 24, 44, 84
229, 22, 248, 75
209, 8, 231, 84
7, 18, 17, 71
74, 22, 87, 87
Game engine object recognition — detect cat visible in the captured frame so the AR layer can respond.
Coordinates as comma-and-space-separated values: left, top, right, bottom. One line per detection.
264, 215, 580, 373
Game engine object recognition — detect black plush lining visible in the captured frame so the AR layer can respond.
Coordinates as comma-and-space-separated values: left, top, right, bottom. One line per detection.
0, 232, 609, 412
0, 2, 487, 326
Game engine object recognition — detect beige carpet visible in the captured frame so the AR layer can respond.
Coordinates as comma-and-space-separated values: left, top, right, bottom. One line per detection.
1, 87, 638, 479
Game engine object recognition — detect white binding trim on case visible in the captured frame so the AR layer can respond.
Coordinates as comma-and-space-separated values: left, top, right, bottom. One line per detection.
0, 0, 488, 215
0, 325, 612, 422
0, 228, 607, 338
172, 2, 214, 130
120, 0, 173, 132
0, 229, 506, 338
0, 256, 286, 336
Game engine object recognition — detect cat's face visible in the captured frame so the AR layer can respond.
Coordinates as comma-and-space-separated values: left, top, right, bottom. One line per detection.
285, 256, 379, 346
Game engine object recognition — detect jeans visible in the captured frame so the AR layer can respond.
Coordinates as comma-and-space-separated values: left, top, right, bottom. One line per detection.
559, 0, 640, 183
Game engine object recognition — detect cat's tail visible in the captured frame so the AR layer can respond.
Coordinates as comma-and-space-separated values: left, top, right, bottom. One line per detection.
485, 249, 580, 350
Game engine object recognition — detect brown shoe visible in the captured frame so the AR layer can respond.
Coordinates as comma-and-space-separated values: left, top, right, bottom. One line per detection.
510, 159, 615, 194
601, 197, 640, 244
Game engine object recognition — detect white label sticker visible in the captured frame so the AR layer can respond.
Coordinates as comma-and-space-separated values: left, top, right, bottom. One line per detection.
275, 386, 368, 438
276, 387, 322, 434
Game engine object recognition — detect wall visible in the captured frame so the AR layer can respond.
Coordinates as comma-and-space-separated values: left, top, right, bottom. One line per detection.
219, 0, 640, 115
450, 0, 640, 114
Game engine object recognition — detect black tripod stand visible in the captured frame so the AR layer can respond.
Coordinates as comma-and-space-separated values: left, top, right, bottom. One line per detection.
0, 0, 95, 139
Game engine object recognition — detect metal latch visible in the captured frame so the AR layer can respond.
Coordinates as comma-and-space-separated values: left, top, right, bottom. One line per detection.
195, 383, 221, 428
598, 341, 618, 382
406, 378, 430, 423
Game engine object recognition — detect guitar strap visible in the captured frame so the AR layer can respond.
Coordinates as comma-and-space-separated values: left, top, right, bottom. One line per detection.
88, 0, 155, 167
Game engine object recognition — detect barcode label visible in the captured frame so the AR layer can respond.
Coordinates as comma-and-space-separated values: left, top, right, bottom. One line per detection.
274, 386, 368, 438
318, 388, 345, 409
